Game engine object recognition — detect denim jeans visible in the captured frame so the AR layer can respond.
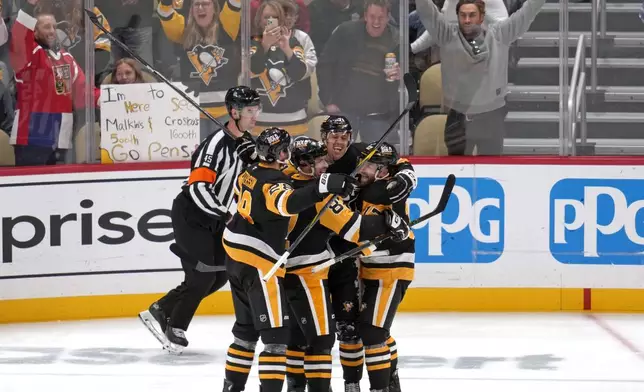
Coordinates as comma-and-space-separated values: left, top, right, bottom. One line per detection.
13, 145, 59, 166
409, 11, 427, 39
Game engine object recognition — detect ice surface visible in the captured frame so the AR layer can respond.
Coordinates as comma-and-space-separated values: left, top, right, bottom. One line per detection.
1, 312, 643, 392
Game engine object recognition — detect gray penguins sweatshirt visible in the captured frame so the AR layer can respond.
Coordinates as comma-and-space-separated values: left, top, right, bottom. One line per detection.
415, 0, 546, 114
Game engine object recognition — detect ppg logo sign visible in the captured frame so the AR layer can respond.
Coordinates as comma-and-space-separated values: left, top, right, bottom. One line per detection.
408, 177, 505, 263
550, 179, 644, 265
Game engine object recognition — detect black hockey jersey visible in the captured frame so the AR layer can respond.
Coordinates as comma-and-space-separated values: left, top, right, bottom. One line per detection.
222, 164, 324, 277
250, 36, 310, 136
328, 142, 415, 180
286, 173, 391, 276
158, 0, 241, 119
356, 180, 415, 282
327, 142, 367, 175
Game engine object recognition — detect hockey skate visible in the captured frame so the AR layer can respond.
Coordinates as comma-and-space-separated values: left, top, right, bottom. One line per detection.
165, 327, 188, 355
345, 382, 361, 392
222, 379, 240, 392
286, 377, 305, 392
138, 302, 169, 348
389, 369, 401, 392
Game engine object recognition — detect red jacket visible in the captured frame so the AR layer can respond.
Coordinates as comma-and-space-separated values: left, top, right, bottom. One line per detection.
251, 0, 310, 33
10, 9, 100, 149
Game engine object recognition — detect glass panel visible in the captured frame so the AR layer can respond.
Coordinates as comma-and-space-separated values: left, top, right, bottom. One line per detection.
583, 0, 643, 156
1, 0, 92, 167
408, 0, 561, 156
310, 0, 406, 146
89, 0, 244, 164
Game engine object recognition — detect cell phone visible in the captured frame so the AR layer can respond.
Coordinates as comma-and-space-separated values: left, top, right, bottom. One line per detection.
266, 17, 277, 28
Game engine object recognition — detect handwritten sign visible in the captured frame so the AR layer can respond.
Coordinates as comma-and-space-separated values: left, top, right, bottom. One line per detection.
99, 83, 200, 164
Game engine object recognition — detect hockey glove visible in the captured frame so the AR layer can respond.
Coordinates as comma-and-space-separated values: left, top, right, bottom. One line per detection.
386, 169, 418, 204
235, 131, 258, 165
342, 174, 360, 204
317, 173, 359, 199
384, 209, 410, 242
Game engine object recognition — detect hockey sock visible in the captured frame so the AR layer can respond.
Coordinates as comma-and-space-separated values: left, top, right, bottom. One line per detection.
386, 336, 398, 376
364, 343, 391, 390
304, 348, 333, 392
286, 346, 306, 391
258, 349, 287, 391
225, 342, 255, 390
339, 339, 364, 383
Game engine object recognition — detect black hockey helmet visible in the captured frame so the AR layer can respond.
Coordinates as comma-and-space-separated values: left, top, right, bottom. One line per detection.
290, 136, 328, 170
360, 142, 399, 167
256, 127, 291, 163
225, 86, 261, 116
320, 115, 352, 141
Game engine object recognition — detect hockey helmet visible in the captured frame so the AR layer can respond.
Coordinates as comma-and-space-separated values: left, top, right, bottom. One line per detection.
320, 115, 352, 141
360, 142, 399, 167
225, 86, 261, 116
290, 136, 328, 173
256, 127, 291, 163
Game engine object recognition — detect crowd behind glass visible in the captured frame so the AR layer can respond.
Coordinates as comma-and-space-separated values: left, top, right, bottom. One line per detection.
0, 0, 581, 167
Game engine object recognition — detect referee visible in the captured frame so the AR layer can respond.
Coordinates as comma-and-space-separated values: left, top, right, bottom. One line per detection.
139, 86, 262, 354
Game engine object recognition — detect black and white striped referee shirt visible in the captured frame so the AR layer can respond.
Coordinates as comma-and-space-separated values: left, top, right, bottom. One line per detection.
184, 128, 241, 219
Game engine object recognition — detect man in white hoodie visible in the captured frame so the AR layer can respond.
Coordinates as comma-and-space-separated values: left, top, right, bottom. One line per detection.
415, 0, 545, 155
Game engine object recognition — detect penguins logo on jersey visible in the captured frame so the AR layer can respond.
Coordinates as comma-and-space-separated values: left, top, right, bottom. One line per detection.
253, 46, 305, 106
363, 204, 387, 216
187, 44, 229, 85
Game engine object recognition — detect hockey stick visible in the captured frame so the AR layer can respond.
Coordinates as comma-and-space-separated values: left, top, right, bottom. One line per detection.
84, 9, 237, 139
262, 74, 419, 282
311, 174, 456, 273
169, 243, 227, 272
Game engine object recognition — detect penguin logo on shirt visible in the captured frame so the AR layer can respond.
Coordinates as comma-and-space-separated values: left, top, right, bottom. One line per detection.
187, 44, 229, 85
256, 63, 290, 107
254, 46, 304, 106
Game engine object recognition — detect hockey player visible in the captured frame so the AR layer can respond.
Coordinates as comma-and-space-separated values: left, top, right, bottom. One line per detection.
321, 115, 417, 204
283, 137, 410, 392
319, 115, 417, 392
354, 142, 414, 392
138, 86, 261, 354
221, 127, 358, 392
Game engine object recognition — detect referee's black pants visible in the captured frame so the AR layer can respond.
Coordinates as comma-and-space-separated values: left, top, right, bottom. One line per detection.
156, 192, 228, 331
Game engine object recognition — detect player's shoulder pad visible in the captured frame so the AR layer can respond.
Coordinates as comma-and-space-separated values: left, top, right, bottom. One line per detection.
267, 181, 294, 197
391, 158, 414, 175
281, 162, 299, 176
